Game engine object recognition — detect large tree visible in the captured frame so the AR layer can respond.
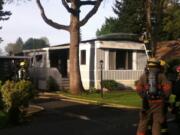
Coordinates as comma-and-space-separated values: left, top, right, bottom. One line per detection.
0, 0, 11, 42
5, 37, 50, 55
161, 1, 180, 40
0, 48, 3, 55
5, 37, 23, 55
96, 0, 146, 36
96, 0, 180, 41
143, 0, 180, 56
23, 37, 49, 50
36, 0, 103, 94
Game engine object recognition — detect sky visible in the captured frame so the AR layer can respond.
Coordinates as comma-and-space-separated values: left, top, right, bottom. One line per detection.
0, 0, 116, 52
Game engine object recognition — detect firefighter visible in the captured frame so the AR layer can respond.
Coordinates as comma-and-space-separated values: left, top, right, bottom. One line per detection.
171, 65, 180, 124
18, 61, 29, 80
136, 57, 172, 135
159, 59, 170, 135
146, 59, 170, 135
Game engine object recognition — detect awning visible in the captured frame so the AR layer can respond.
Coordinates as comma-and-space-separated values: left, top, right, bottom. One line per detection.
96, 41, 145, 50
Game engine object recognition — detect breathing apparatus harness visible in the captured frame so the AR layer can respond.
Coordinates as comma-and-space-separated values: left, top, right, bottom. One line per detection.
145, 69, 165, 100
143, 59, 165, 100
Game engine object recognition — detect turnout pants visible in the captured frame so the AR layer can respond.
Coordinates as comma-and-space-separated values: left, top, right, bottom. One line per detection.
137, 100, 165, 135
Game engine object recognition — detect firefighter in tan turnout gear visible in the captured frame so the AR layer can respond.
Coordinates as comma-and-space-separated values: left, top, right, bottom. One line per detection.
18, 61, 29, 80
136, 58, 172, 135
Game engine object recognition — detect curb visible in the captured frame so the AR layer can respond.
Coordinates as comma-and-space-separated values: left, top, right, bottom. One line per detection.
39, 92, 140, 110
24, 105, 44, 116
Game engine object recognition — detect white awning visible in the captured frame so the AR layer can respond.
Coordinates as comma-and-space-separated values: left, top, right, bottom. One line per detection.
49, 45, 69, 50
97, 41, 145, 50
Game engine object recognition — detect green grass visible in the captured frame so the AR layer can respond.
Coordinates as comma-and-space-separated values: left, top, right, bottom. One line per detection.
0, 111, 9, 128
58, 90, 142, 108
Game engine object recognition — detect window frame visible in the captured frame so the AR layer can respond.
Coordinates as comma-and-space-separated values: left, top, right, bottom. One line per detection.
109, 49, 132, 70
80, 50, 86, 65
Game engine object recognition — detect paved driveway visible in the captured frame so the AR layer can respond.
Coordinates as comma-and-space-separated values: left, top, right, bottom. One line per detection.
0, 96, 179, 135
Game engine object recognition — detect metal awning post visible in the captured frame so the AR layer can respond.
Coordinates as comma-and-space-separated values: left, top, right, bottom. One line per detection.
99, 60, 104, 98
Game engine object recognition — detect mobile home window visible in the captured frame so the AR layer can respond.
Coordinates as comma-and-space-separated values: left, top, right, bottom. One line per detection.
109, 50, 132, 70
81, 50, 86, 65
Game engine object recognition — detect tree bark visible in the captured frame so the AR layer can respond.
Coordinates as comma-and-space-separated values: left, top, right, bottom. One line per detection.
69, 0, 84, 94
146, 0, 153, 56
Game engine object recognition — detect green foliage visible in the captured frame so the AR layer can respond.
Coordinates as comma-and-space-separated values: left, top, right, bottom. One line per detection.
96, 0, 146, 36
102, 80, 119, 90
23, 38, 49, 50
0, 0, 11, 21
5, 37, 23, 55
162, 4, 180, 40
166, 57, 180, 73
97, 0, 180, 41
0, 81, 3, 109
166, 57, 180, 82
0, 0, 11, 42
0, 111, 9, 128
0, 80, 2, 90
0, 80, 34, 123
96, 17, 120, 36
47, 76, 59, 91
5, 37, 50, 54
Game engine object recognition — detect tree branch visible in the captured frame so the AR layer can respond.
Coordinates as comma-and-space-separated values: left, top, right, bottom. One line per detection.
80, 0, 97, 6
36, 0, 70, 31
62, 0, 74, 13
79, 0, 103, 27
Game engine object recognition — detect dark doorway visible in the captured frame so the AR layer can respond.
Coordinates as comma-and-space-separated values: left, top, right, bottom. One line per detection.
49, 49, 69, 77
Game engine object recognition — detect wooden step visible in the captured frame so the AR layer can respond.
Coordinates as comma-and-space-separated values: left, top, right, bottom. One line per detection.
61, 78, 69, 90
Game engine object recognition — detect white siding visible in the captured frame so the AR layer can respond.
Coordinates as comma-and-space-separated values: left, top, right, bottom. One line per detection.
95, 70, 144, 89
79, 42, 96, 89
137, 51, 147, 70
105, 50, 109, 70
132, 51, 137, 70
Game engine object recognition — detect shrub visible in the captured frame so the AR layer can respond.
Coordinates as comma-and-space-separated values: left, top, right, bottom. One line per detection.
0, 81, 1, 90
0, 81, 3, 109
47, 76, 59, 91
0, 111, 9, 128
86, 87, 98, 94
166, 57, 180, 82
1, 80, 34, 123
166, 57, 180, 73
101, 80, 119, 90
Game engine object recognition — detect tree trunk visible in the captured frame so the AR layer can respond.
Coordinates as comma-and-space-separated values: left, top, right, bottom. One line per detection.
146, 0, 158, 57
69, 1, 84, 94
146, 0, 153, 55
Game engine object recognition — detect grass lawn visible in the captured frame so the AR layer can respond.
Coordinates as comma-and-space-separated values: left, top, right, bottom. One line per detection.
0, 111, 8, 128
58, 90, 142, 108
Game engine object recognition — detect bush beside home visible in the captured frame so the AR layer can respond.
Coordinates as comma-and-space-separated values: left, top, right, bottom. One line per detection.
0, 80, 34, 124
47, 76, 59, 91
0, 81, 3, 109
0, 111, 8, 128
101, 80, 131, 91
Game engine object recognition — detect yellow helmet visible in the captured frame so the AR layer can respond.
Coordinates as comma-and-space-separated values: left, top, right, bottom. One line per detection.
160, 60, 166, 66
20, 61, 25, 66
147, 57, 160, 67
